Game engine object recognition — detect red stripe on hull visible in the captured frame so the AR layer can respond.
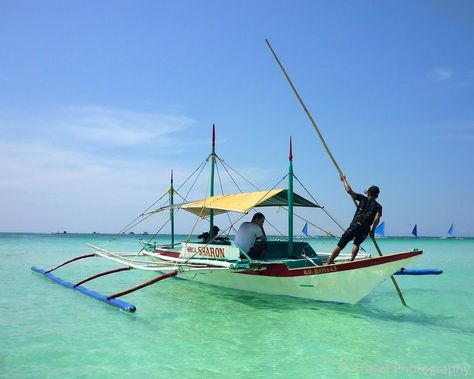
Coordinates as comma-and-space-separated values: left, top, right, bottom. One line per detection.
240, 251, 422, 278
154, 249, 180, 258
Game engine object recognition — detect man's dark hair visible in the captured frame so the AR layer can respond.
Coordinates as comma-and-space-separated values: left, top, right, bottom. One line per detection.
367, 185, 380, 198
252, 212, 265, 222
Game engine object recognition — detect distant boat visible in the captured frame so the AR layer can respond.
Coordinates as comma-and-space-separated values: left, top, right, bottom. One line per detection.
374, 221, 385, 237
441, 223, 455, 239
411, 224, 418, 238
447, 224, 454, 238
302, 222, 309, 237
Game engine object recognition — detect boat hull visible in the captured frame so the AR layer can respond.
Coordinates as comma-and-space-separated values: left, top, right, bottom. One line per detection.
165, 250, 422, 304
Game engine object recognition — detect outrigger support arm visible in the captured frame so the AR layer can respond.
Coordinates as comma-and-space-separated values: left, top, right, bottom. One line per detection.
74, 266, 132, 287
45, 253, 96, 274
32, 252, 179, 312
107, 270, 178, 300
266, 38, 408, 306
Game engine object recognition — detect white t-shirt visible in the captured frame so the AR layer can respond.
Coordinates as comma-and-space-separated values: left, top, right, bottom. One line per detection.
235, 222, 263, 252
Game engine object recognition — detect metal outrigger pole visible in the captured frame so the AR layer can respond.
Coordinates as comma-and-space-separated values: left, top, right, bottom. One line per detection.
170, 170, 175, 247
288, 137, 294, 257
209, 124, 216, 235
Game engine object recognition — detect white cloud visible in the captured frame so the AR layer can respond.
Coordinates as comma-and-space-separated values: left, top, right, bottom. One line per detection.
0, 141, 108, 191
427, 68, 454, 81
0, 106, 279, 232
443, 123, 474, 140
59, 106, 195, 146
425, 68, 474, 88
0, 105, 197, 231
0, 138, 184, 232
0, 106, 277, 195
425, 122, 474, 141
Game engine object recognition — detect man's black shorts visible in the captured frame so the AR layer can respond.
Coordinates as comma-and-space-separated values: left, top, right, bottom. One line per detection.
337, 223, 369, 250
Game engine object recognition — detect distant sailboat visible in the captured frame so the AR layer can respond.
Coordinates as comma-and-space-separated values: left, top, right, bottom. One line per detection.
441, 223, 455, 239
374, 221, 385, 237
302, 222, 309, 237
447, 224, 454, 238
411, 224, 418, 238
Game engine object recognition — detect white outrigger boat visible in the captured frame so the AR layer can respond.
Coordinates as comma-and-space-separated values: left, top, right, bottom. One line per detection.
32, 41, 436, 311
32, 126, 421, 312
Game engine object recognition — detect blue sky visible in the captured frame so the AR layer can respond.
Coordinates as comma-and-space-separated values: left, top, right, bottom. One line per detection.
1, 0, 473, 236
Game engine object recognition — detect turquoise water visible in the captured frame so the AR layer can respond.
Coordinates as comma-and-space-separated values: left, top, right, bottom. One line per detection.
1, 233, 472, 378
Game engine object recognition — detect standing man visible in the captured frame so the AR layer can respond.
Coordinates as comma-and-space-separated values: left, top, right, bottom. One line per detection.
235, 212, 267, 260
327, 175, 382, 265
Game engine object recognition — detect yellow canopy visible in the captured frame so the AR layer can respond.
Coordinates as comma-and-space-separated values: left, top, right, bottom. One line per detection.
181, 189, 320, 217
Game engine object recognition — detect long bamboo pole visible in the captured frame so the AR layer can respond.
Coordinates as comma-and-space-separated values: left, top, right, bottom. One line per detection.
265, 39, 407, 306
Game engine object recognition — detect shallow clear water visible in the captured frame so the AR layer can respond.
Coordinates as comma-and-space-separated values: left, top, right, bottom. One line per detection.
0, 233, 472, 378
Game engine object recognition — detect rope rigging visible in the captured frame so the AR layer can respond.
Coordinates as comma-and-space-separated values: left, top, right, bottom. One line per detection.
103, 135, 354, 252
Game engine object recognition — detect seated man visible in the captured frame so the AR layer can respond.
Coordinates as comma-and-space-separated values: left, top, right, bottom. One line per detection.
235, 212, 267, 260
198, 226, 220, 243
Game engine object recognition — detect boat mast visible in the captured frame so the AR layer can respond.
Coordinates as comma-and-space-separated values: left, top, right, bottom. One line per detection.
288, 137, 294, 256
170, 170, 175, 247
209, 124, 216, 234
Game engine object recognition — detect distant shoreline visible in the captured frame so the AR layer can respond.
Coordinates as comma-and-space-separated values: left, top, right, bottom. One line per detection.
0, 232, 471, 239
